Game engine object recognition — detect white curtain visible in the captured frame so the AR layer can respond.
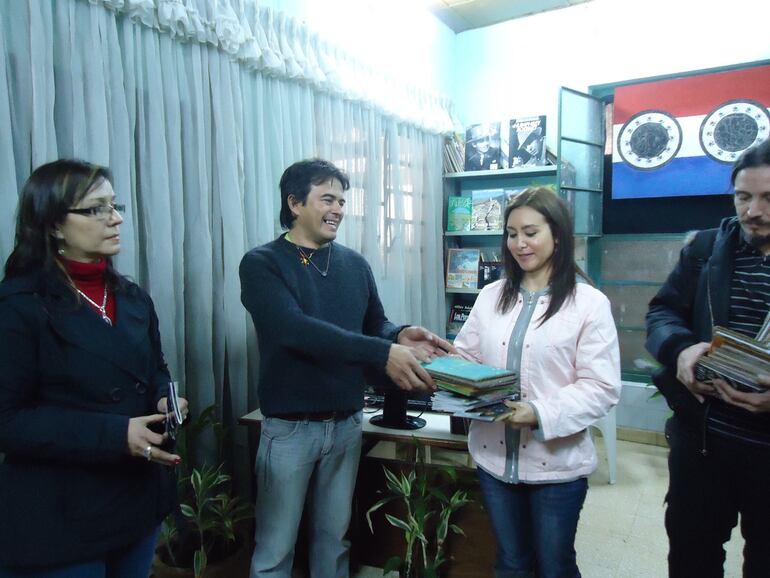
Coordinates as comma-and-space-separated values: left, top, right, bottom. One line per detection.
0, 0, 447, 490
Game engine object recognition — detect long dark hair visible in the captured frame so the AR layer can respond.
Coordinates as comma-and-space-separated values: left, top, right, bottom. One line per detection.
496, 187, 588, 323
4, 159, 125, 291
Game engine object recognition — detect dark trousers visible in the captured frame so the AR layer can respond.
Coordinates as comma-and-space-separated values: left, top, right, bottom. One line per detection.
666, 416, 770, 578
477, 467, 587, 578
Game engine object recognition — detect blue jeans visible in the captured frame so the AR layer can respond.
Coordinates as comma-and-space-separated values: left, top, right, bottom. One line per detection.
477, 468, 587, 578
250, 411, 363, 578
0, 526, 160, 578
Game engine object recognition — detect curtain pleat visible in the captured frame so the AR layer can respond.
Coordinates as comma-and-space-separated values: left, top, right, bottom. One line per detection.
0, 0, 446, 491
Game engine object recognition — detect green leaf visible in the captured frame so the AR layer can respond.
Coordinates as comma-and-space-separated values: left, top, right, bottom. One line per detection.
179, 504, 196, 518
382, 556, 403, 574
449, 524, 466, 537
384, 514, 411, 533
190, 469, 203, 494
193, 548, 207, 578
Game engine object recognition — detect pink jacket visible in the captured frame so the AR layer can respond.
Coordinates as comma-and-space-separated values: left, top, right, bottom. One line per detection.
454, 280, 621, 482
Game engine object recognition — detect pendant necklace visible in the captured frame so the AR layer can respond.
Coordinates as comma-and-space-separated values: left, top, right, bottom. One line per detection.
296, 243, 332, 277
77, 285, 112, 326
286, 233, 332, 277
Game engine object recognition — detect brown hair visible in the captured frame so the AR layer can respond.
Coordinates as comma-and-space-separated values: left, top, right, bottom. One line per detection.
496, 187, 590, 324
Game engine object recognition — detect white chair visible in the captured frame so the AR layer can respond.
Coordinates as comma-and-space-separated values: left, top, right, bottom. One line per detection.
589, 406, 617, 484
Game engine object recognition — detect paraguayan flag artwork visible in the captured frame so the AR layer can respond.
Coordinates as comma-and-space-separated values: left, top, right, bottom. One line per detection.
612, 65, 770, 200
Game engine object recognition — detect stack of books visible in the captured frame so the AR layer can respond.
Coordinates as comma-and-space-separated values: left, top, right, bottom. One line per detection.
695, 325, 770, 393
423, 356, 519, 422
443, 133, 465, 174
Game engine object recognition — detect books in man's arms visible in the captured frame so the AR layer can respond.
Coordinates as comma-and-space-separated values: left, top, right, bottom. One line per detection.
694, 326, 770, 393
453, 396, 521, 422
423, 356, 518, 389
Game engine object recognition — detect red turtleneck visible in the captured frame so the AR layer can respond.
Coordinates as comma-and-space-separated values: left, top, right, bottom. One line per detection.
59, 258, 116, 325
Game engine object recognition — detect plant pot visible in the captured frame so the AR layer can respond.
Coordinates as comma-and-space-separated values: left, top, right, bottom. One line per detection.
152, 531, 251, 578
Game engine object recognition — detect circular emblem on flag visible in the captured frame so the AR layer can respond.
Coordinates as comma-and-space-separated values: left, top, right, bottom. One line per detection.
617, 110, 682, 170
700, 99, 770, 163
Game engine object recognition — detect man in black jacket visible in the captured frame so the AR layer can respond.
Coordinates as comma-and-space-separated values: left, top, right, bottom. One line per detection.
646, 138, 770, 578
240, 159, 452, 578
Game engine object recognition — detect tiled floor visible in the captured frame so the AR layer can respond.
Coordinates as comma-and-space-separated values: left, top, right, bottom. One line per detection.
354, 437, 745, 578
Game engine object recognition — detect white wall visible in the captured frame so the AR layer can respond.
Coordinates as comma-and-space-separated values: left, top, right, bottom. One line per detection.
259, 0, 457, 98
453, 0, 770, 146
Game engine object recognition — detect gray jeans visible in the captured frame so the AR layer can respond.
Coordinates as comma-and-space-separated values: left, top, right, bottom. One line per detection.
250, 411, 363, 578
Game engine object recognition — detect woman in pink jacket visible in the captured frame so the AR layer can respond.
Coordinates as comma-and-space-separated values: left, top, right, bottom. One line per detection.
454, 187, 621, 578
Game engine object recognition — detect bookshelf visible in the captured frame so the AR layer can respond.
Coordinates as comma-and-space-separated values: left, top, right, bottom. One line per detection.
442, 165, 559, 340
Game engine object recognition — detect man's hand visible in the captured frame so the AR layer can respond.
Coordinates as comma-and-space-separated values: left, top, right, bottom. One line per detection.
712, 376, 770, 413
397, 326, 456, 363
385, 344, 436, 392
502, 400, 538, 429
676, 342, 715, 403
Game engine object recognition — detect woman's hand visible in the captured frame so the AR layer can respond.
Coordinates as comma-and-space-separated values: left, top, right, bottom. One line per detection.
127, 414, 181, 466
502, 400, 538, 429
156, 396, 189, 421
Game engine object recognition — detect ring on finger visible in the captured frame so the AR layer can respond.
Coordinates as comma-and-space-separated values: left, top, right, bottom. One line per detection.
143, 445, 153, 461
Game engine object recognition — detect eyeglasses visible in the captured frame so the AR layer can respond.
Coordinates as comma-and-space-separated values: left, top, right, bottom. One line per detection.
67, 203, 125, 220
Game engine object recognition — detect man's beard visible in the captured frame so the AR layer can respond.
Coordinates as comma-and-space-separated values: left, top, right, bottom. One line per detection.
743, 223, 770, 249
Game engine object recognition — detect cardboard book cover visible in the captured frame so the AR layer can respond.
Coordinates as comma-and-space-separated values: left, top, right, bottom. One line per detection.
453, 396, 521, 422
464, 122, 504, 171
509, 115, 547, 168
424, 356, 517, 385
694, 325, 770, 393
446, 248, 480, 290
447, 196, 472, 232
471, 188, 506, 231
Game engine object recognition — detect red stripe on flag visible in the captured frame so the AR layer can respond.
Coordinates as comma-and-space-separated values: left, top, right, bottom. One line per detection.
613, 65, 770, 125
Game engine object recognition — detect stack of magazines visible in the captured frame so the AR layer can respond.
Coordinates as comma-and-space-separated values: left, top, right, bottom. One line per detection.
424, 356, 519, 421
695, 324, 770, 393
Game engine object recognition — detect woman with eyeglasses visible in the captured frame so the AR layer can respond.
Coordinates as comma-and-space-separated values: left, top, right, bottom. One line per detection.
0, 159, 187, 577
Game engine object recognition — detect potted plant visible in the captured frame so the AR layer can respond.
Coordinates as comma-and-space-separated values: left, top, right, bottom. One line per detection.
366, 441, 471, 578
153, 405, 253, 578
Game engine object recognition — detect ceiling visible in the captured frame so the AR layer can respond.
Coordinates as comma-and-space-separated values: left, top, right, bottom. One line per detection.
427, 0, 593, 33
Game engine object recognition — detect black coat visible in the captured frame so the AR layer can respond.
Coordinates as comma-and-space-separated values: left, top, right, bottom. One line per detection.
0, 272, 177, 569
645, 217, 770, 440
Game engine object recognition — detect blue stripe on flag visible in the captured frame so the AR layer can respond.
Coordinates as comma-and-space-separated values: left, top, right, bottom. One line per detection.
612, 156, 733, 199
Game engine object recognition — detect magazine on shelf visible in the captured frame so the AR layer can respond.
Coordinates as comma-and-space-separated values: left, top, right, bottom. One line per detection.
471, 189, 506, 231
446, 304, 473, 340
446, 248, 480, 290
509, 115, 547, 168
464, 122, 504, 172
447, 196, 472, 232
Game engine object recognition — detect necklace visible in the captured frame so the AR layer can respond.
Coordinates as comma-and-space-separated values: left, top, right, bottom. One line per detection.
77, 285, 112, 326
296, 243, 332, 277
286, 232, 333, 277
